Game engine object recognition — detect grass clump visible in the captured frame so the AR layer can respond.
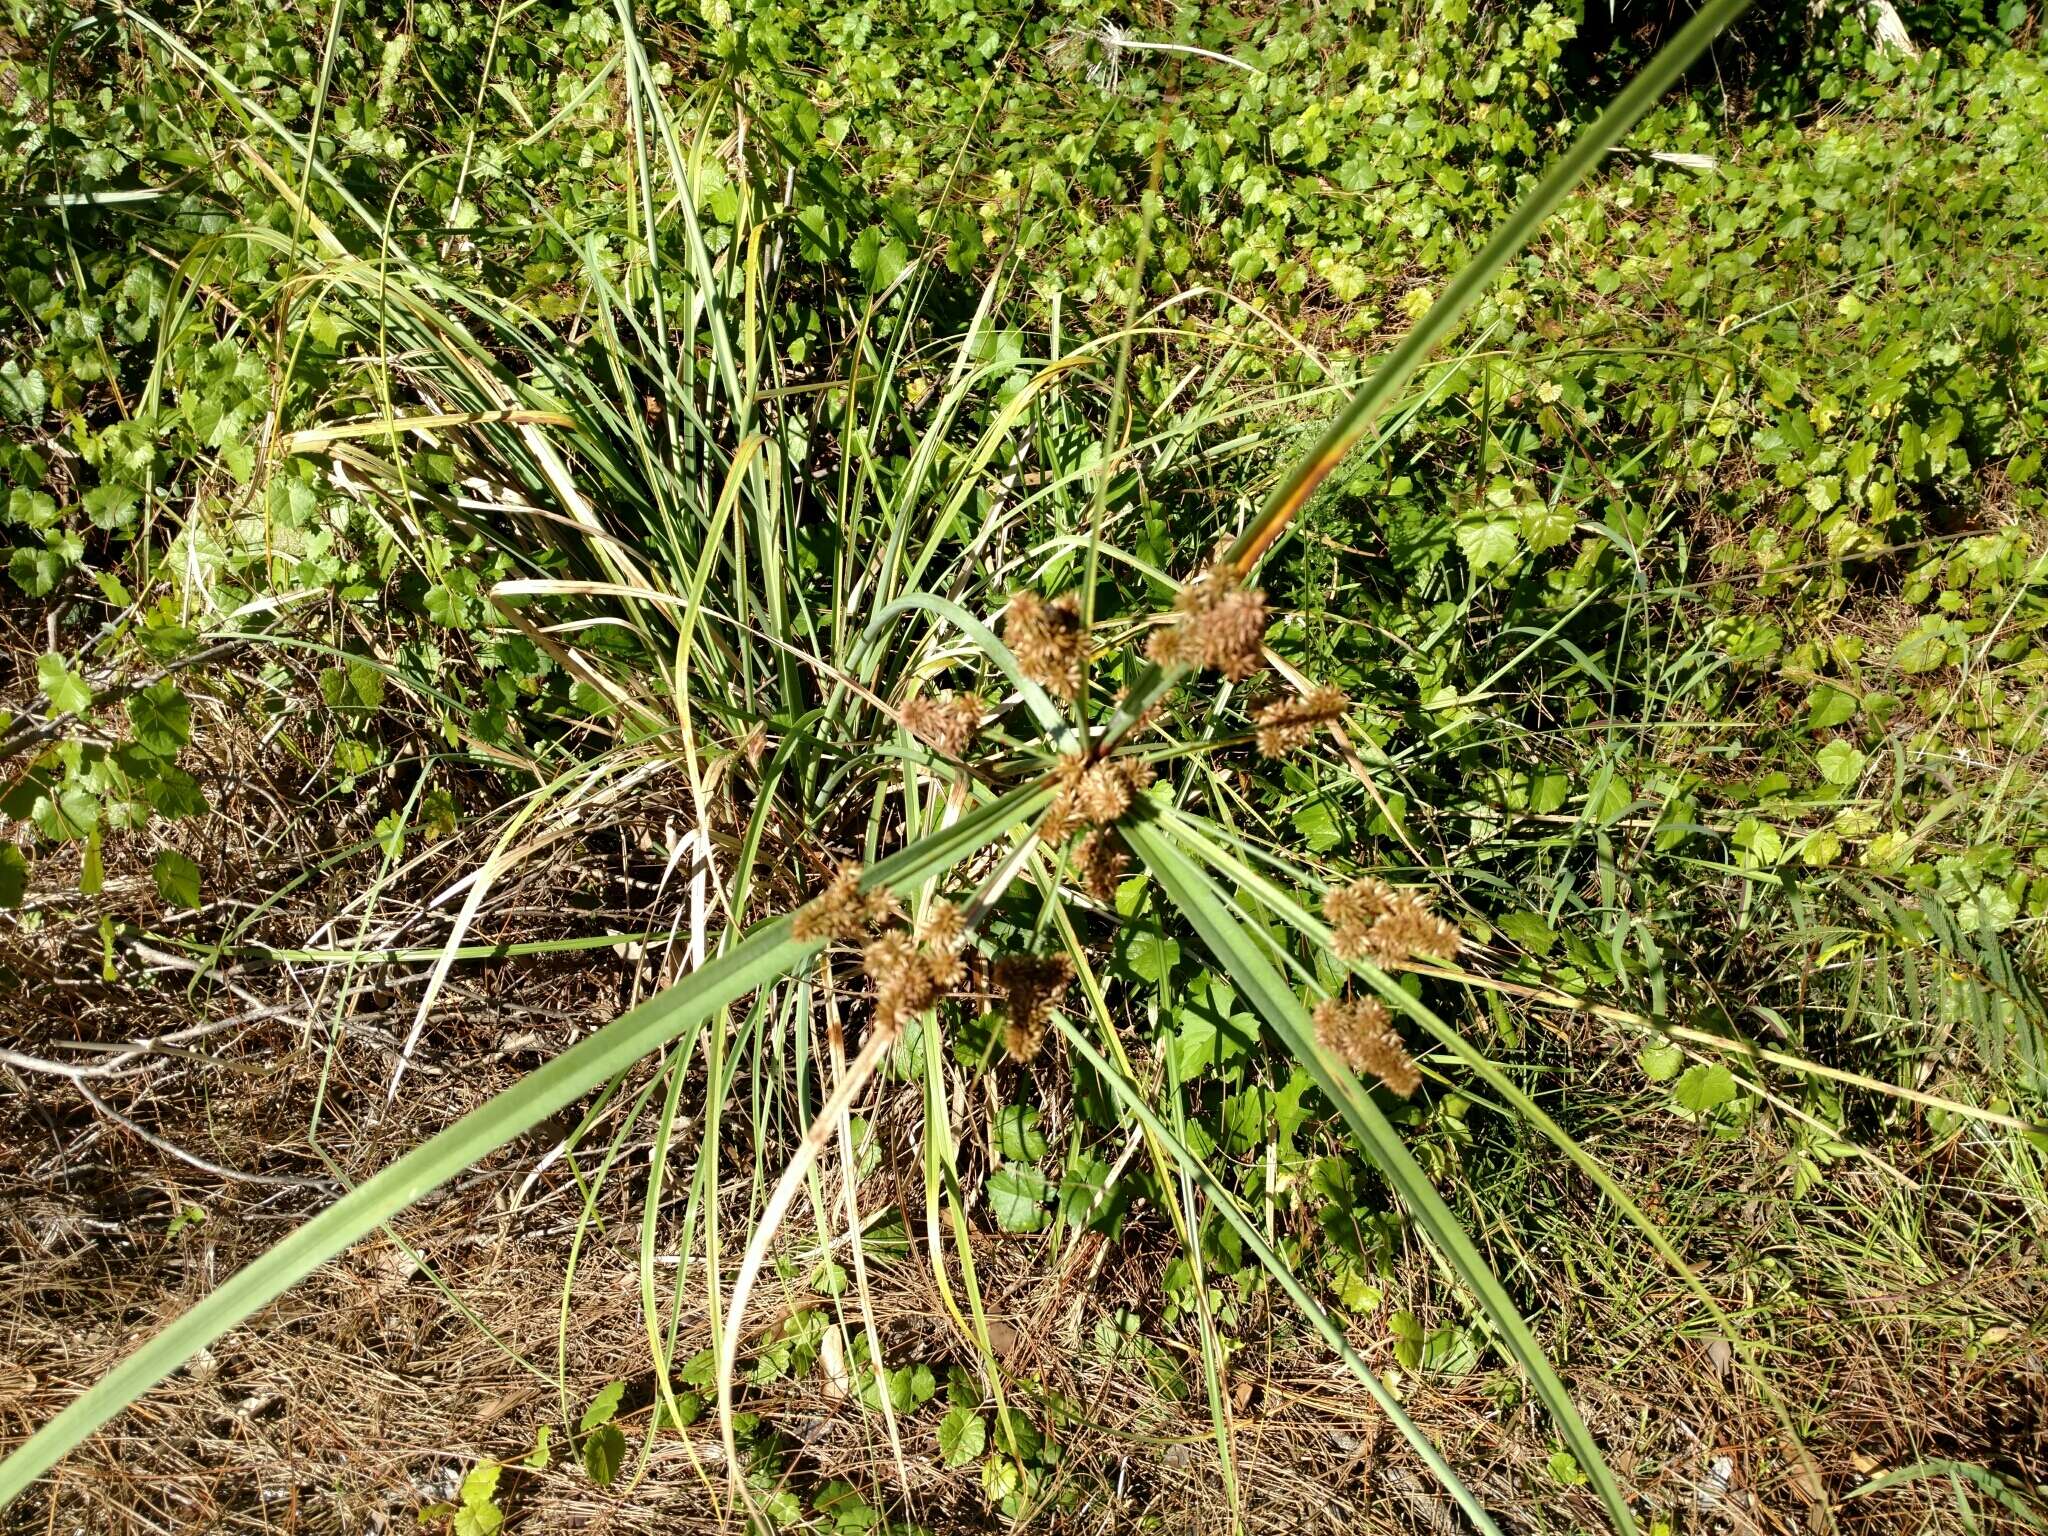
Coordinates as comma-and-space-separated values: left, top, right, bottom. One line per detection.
3, 1, 2048, 1533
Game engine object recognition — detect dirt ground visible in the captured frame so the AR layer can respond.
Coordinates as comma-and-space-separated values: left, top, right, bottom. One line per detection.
3, 704, 2045, 1534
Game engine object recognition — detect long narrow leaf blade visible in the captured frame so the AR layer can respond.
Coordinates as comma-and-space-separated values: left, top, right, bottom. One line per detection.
0, 782, 1048, 1508
1124, 814, 1636, 1532
1223, 0, 1752, 572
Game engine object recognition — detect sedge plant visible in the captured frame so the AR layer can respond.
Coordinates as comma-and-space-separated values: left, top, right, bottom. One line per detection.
0, 1, 1758, 1529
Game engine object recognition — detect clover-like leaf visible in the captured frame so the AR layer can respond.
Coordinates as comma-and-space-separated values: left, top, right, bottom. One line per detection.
36, 653, 92, 716
986, 1166, 1052, 1233
938, 1405, 986, 1467
1672, 1063, 1738, 1117
152, 850, 201, 910
126, 681, 190, 759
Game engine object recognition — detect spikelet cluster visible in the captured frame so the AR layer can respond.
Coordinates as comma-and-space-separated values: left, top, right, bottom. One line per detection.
1073, 829, 1128, 902
1323, 876, 1462, 967
1254, 686, 1350, 758
861, 902, 969, 1038
994, 953, 1073, 1062
1146, 564, 1268, 681
1313, 997, 1421, 1096
1005, 591, 1086, 700
1043, 752, 1155, 843
902, 690, 984, 757
793, 861, 897, 943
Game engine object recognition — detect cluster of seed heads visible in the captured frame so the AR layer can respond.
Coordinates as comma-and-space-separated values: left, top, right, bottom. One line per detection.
1324, 876, 1462, 968
902, 690, 984, 758
1145, 563, 1269, 681
1005, 591, 1086, 700
794, 866, 972, 1041
792, 860, 898, 943
1045, 752, 1155, 836
993, 953, 1074, 1063
861, 902, 968, 1039
1254, 686, 1350, 758
791, 567, 1418, 1069
1041, 751, 1157, 900
1313, 996, 1421, 1098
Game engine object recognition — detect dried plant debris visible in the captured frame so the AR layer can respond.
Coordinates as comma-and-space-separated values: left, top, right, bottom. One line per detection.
793, 861, 896, 943
1146, 563, 1268, 681
902, 689, 985, 757
1323, 876, 1461, 966
861, 901, 969, 1037
736, 723, 771, 768
1254, 686, 1349, 757
994, 953, 1074, 1062
1005, 590, 1086, 700
1313, 996, 1421, 1097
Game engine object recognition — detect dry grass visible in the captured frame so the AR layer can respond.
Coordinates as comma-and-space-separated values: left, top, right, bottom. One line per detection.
4, 647, 2045, 1535
6, 811, 2043, 1535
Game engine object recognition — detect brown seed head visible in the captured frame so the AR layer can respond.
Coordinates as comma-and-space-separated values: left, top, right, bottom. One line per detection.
1039, 752, 1089, 845
1154, 564, 1269, 681
1144, 620, 1196, 669
1201, 587, 1271, 681
1324, 876, 1460, 966
794, 861, 895, 943
902, 690, 984, 757
917, 900, 967, 971
1364, 901, 1463, 967
994, 953, 1073, 1063
1043, 753, 1154, 843
1075, 761, 1134, 824
1313, 997, 1421, 1097
1005, 591, 1086, 700
1323, 876, 1396, 954
1255, 686, 1349, 758
861, 903, 968, 1039
1074, 829, 1128, 902
860, 932, 930, 1037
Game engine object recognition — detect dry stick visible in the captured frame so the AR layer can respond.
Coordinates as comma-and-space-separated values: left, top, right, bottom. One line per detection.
822, 969, 913, 1494
0, 639, 246, 769
124, 941, 415, 1063
74, 1080, 335, 1191
0, 1003, 279, 1081
716, 1024, 894, 1506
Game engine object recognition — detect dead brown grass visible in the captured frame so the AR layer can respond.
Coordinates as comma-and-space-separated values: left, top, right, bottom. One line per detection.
3, 668, 2044, 1536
